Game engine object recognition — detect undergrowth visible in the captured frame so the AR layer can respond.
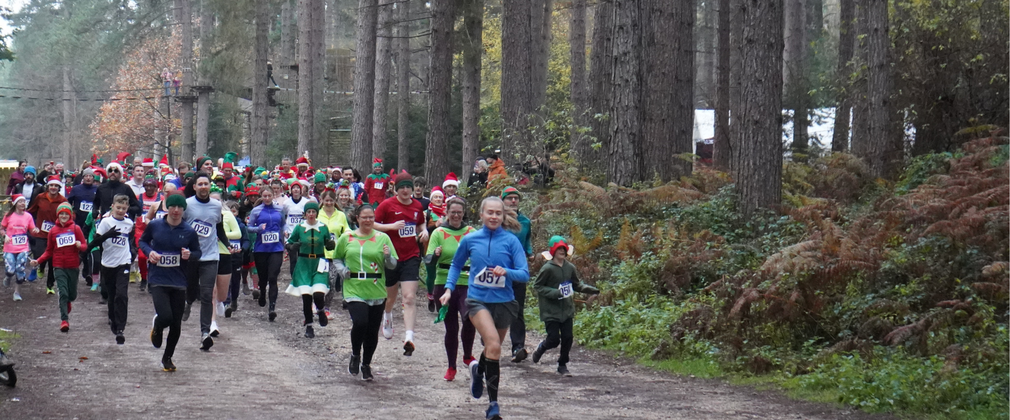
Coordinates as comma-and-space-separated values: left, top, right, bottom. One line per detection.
526, 134, 1010, 419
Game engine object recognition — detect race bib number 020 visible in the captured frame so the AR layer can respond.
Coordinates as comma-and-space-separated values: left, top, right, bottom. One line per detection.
159, 253, 180, 267
10, 234, 27, 246
473, 267, 505, 288
398, 223, 416, 238
558, 281, 574, 299
261, 231, 280, 244
192, 220, 213, 237
56, 233, 76, 248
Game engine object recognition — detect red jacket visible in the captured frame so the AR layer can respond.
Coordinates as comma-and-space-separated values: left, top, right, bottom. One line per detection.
35, 219, 87, 268
27, 192, 67, 238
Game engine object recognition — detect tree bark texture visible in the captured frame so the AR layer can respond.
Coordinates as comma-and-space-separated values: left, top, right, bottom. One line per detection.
731, 0, 783, 217
350, 0, 379, 170
568, 0, 589, 165
849, 0, 869, 157
461, 0, 483, 184
281, 0, 294, 70
587, 0, 614, 169
195, 90, 210, 157
607, 0, 641, 186
864, 0, 898, 179
530, 0, 552, 112
424, 0, 456, 181
312, 0, 326, 160
176, 0, 195, 163
501, 0, 535, 165
697, 0, 716, 107
783, 0, 808, 156
62, 66, 75, 165
395, 0, 411, 173
372, 0, 394, 162
831, 0, 854, 152
298, 0, 315, 158
198, 0, 214, 86
252, 0, 270, 166
713, 0, 731, 170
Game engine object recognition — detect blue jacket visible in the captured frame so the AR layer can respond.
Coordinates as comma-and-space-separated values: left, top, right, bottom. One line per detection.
247, 203, 286, 253
139, 218, 203, 289
66, 183, 97, 227
446, 225, 529, 303
511, 212, 533, 257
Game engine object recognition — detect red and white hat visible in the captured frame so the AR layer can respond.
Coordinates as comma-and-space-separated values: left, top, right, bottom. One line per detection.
142, 158, 154, 167
46, 175, 62, 186
11, 194, 26, 206
106, 161, 123, 173
430, 186, 444, 199
295, 156, 310, 167
442, 172, 459, 188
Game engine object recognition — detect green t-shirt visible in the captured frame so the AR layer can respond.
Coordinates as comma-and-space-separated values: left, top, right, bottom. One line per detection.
425, 225, 476, 285
334, 230, 398, 300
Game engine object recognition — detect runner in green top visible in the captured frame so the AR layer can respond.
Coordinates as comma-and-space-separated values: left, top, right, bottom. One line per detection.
424, 197, 477, 381
332, 205, 397, 381
285, 202, 335, 339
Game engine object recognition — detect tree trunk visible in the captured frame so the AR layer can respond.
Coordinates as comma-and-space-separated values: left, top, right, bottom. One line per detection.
608, 0, 642, 186
62, 66, 75, 165
850, 0, 869, 157
199, 0, 214, 86
568, 0, 588, 164
424, 0, 456, 181
298, 0, 314, 158
396, 0, 411, 173
281, 0, 293, 70
312, 0, 326, 160
732, 0, 783, 217
176, 0, 195, 163
587, 0, 614, 169
252, 0, 270, 166
501, 0, 534, 165
697, 0, 716, 107
783, 0, 808, 157
713, 0, 731, 170
351, 0, 379, 171
372, 0, 394, 163
864, 0, 898, 179
831, 0, 854, 152
461, 0, 483, 184
195, 90, 210, 157
530, 0, 552, 113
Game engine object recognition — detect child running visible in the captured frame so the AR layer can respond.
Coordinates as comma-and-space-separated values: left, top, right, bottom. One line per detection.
2, 195, 38, 301
31, 203, 87, 332
531, 236, 599, 376
90, 194, 137, 345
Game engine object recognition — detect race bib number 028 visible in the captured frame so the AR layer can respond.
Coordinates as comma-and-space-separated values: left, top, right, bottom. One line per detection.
398, 223, 416, 238
56, 233, 76, 248
109, 235, 128, 247
261, 231, 280, 244
159, 253, 180, 267
558, 281, 574, 299
192, 220, 213, 237
473, 267, 505, 288
10, 234, 27, 246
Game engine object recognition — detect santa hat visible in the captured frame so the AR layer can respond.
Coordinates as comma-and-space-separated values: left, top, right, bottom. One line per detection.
430, 186, 444, 199
158, 155, 169, 167
46, 175, 62, 186
442, 172, 459, 188
295, 156, 310, 167
372, 158, 383, 168
106, 161, 123, 173
142, 158, 154, 167
11, 194, 26, 207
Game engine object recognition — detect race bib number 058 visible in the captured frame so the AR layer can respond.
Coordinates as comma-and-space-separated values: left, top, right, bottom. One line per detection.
473, 267, 505, 288
56, 233, 76, 248
398, 223, 416, 238
559, 281, 574, 299
159, 253, 180, 267
261, 231, 280, 244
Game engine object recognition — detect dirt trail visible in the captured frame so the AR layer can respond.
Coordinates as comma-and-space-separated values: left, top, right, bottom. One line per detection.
0, 272, 894, 419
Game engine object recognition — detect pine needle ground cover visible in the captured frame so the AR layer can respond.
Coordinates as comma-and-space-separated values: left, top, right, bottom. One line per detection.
527, 135, 1009, 419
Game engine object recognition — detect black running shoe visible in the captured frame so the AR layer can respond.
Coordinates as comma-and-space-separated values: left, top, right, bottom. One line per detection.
115, 332, 125, 345
225, 302, 235, 318
268, 311, 276, 322
428, 297, 435, 313
139, 279, 147, 291
305, 325, 315, 338
257, 292, 266, 307
512, 347, 528, 363
532, 342, 545, 364
252, 288, 261, 300
348, 354, 360, 375
162, 358, 176, 372
151, 315, 163, 349
317, 310, 328, 327
200, 333, 214, 351
558, 364, 572, 377
361, 364, 373, 381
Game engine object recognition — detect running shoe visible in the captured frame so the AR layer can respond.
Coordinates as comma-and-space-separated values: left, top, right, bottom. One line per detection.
139, 280, 147, 292
317, 310, 328, 327
151, 315, 163, 349
2, 275, 9, 287
12, 292, 22, 301
216, 302, 226, 317
427, 295, 435, 313
129, 270, 139, 283
348, 354, 360, 376
67, 302, 71, 314
558, 364, 572, 377
360, 364, 373, 381
511, 348, 528, 363
323, 309, 331, 321
463, 356, 476, 367
469, 360, 484, 399
200, 333, 214, 351
210, 321, 220, 337
162, 358, 176, 372
60, 320, 69, 333
115, 332, 125, 345
485, 402, 501, 420
268, 310, 277, 322
242, 282, 249, 295
182, 302, 192, 321
90, 283, 99, 292
403, 340, 415, 357
252, 288, 261, 300
381, 314, 393, 339
531, 342, 545, 364
444, 367, 457, 381
225, 302, 235, 318
46, 287, 55, 295
304, 325, 314, 338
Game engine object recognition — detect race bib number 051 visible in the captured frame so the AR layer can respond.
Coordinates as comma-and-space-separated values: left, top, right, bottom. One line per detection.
261, 231, 280, 244
192, 220, 213, 237
398, 223, 416, 238
558, 281, 574, 299
56, 233, 76, 248
159, 253, 180, 267
473, 267, 505, 288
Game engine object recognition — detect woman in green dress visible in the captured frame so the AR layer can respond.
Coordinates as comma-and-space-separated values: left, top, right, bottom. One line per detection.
284, 201, 335, 338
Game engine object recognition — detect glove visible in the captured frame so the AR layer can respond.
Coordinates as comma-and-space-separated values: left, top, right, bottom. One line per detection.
324, 239, 335, 251
285, 242, 300, 252
585, 285, 600, 295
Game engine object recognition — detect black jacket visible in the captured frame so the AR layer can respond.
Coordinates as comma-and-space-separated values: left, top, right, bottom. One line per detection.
16, 181, 45, 208
92, 180, 142, 219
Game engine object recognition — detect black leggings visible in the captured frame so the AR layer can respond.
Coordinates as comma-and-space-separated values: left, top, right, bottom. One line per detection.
301, 292, 325, 325
150, 286, 186, 360
254, 252, 283, 306
227, 256, 243, 305
347, 301, 384, 366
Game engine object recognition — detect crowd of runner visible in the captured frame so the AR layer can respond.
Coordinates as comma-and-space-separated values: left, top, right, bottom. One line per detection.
2, 152, 593, 420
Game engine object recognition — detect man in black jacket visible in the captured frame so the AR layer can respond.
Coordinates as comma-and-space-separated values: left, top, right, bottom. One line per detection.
16, 166, 45, 208
92, 162, 142, 220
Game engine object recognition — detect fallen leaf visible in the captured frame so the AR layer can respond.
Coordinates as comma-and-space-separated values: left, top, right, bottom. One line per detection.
79, 356, 88, 360
42, 351, 51, 354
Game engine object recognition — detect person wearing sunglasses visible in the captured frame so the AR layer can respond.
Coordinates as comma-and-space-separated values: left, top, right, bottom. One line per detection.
91, 162, 141, 222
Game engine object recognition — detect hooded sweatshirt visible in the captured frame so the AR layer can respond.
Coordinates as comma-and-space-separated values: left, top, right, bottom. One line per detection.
35, 218, 87, 268
445, 225, 529, 303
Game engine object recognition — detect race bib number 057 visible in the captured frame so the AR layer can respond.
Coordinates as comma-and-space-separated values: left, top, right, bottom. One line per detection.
473, 267, 505, 288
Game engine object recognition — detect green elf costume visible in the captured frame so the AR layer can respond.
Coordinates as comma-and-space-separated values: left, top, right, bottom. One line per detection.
363, 158, 390, 207
285, 202, 336, 338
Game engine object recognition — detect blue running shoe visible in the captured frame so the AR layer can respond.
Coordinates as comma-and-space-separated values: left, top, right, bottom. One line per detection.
485, 402, 501, 420
469, 360, 484, 399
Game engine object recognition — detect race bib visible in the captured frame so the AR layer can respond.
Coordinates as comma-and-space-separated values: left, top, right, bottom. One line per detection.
261, 231, 280, 244
317, 258, 329, 273
40, 220, 55, 232
10, 234, 27, 246
79, 201, 93, 212
559, 281, 574, 299
155, 211, 167, 220
158, 252, 180, 267
398, 223, 416, 238
473, 267, 505, 288
373, 182, 384, 190
229, 240, 241, 252
56, 233, 76, 248
108, 235, 128, 247
191, 220, 213, 237
287, 214, 303, 226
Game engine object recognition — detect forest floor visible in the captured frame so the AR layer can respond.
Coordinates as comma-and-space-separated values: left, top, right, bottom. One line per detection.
0, 267, 897, 420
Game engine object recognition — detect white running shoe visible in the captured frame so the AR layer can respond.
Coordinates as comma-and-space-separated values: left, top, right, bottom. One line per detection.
210, 320, 220, 337
216, 302, 226, 317
12, 291, 22, 301
381, 314, 393, 340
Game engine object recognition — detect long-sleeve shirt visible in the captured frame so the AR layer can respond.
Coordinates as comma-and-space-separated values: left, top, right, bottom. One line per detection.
217, 207, 242, 254
445, 225, 529, 303
534, 260, 599, 323
35, 219, 87, 268
92, 180, 142, 219
66, 183, 97, 227
247, 203, 286, 253
27, 192, 67, 238
139, 218, 203, 289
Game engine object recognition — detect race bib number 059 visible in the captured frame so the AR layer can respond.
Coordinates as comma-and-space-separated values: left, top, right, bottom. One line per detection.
398, 223, 416, 238
56, 233, 76, 248
473, 267, 505, 288
192, 220, 213, 237
558, 281, 574, 299
159, 253, 180, 267
261, 231, 280, 244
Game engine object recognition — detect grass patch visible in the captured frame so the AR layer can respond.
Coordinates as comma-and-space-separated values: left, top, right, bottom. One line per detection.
642, 355, 724, 379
